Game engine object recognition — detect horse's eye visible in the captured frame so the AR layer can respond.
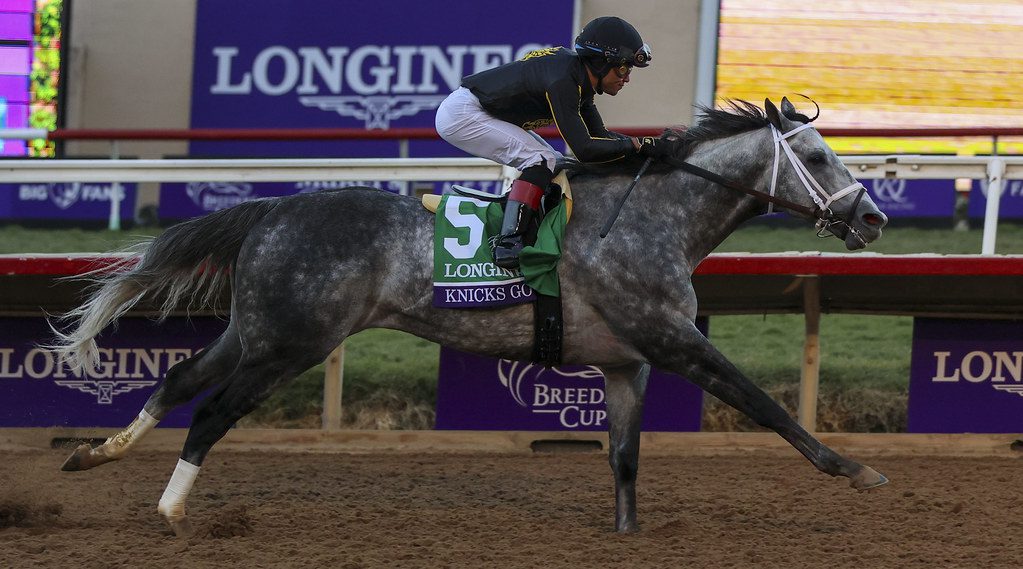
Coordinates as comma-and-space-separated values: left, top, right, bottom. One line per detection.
807, 150, 827, 165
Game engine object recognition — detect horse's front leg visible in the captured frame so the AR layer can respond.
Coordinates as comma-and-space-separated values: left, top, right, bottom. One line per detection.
653, 324, 888, 490
601, 362, 650, 533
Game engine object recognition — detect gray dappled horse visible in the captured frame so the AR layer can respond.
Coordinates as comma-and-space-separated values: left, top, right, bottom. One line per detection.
50, 98, 889, 537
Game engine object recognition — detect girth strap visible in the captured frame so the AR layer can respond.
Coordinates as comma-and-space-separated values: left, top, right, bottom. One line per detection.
532, 293, 563, 368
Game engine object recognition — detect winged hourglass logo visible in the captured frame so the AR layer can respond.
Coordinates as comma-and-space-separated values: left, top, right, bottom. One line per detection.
299, 95, 447, 129
992, 385, 1023, 398
54, 379, 157, 404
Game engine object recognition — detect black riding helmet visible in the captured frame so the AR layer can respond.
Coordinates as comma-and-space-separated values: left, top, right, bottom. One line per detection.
574, 16, 651, 92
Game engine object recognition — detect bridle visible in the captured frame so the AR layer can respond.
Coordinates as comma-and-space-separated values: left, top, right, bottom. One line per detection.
671, 122, 868, 246
767, 123, 867, 244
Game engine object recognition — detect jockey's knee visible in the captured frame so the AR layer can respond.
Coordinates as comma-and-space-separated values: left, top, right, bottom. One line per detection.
519, 163, 553, 189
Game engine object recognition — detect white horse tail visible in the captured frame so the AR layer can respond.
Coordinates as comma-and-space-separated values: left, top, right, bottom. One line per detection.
47, 198, 281, 374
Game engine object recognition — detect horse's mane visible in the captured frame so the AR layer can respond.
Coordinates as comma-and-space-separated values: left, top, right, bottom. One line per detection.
563, 99, 776, 180
682, 99, 771, 152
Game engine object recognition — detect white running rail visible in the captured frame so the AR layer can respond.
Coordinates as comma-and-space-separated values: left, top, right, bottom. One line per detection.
0, 155, 1020, 253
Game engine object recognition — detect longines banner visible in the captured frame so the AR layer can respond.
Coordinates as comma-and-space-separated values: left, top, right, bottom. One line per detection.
0, 317, 226, 428
0, 182, 137, 222
435, 319, 708, 431
160, 0, 573, 219
908, 318, 1023, 433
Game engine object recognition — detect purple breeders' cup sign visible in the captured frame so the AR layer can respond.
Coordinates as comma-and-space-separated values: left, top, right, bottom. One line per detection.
968, 178, 1023, 219
0, 182, 137, 222
0, 316, 226, 428
161, 0, 573, 219
436, 319, 708, 432
861, 178, 956, 218
908, 317, 1023, 433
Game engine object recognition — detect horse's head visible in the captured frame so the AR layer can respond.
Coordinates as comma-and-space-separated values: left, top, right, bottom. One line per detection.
763, 97, 888, 250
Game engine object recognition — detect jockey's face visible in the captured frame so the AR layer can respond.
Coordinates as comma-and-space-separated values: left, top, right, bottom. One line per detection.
601, 64, 631, 96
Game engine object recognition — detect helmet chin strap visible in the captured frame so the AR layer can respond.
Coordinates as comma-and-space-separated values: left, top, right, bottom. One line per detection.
581, 58, 609, 95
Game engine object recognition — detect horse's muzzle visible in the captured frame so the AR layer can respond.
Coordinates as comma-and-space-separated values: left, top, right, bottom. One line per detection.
842, 208, 888, 250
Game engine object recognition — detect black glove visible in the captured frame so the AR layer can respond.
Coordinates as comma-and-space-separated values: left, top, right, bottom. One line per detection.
638, 131, 683, 161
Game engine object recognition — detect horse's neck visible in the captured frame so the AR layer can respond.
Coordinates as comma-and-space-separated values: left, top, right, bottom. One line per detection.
669, 130, 773, 264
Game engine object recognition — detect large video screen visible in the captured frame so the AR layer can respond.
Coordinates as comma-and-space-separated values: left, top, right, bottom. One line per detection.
0, 0, 61, 157
715, 0, 1023, 155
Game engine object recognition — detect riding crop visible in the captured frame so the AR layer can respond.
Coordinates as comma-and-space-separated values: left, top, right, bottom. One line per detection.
599, 157, 653, 238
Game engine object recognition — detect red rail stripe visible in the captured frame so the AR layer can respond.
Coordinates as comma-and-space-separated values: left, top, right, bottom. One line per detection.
694, 255, 1023, 276
3, 254, 1022, 277
0, 255, 134, 276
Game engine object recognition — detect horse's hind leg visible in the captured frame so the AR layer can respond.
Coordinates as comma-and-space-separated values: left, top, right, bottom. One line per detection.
658, 325, 887, 490
61, 329, 242, 472
157, 352, 321, 537
601, 362, 649, 533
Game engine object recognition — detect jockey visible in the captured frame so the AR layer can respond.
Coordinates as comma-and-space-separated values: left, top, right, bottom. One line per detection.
436, 16, 673, 269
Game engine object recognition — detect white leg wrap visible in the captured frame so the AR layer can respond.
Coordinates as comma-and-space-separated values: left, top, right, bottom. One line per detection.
158, 458, 200, 521
100, 410, 159, 459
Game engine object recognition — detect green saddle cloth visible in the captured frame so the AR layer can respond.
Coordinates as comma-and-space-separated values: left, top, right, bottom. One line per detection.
519, 200, 568, 297
431, 194, 567, 301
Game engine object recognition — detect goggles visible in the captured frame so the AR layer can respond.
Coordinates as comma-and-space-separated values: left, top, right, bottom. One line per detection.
624, 43, 652, 67
576, 42, 652, 69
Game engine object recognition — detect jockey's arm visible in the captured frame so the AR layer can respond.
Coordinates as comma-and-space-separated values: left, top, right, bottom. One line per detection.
580, 100, 636, 144
546, 78, 635, 163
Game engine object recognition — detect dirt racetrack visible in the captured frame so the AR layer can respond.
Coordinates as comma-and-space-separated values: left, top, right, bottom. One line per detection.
2, 444, 1022, 569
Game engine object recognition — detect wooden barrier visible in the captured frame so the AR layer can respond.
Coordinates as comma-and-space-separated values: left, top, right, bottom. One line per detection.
4, 428, 1022, 457
4, 252, 1023, 432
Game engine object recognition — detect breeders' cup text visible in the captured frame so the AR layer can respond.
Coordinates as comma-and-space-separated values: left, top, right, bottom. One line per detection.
533, 384, 607, 428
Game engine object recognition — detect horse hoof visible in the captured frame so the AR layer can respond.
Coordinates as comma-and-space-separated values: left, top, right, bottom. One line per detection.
167, 516, 194, 539
61, 443, 117, 472
61, 443, 95, 471
849, 465, 889, 491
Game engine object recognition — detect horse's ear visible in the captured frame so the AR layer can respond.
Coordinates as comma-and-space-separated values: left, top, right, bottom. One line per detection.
781, 96, 797, 116
780, 96, 813, 123
764, 98, 783, 130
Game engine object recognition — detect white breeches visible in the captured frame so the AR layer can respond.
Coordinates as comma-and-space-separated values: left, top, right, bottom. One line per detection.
435, 87, 563, 173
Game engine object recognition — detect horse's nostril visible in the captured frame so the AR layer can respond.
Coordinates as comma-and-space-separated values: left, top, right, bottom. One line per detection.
862, 213, 884, 227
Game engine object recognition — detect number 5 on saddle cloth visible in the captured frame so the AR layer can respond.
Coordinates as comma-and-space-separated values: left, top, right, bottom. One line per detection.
422, 172, 572, 366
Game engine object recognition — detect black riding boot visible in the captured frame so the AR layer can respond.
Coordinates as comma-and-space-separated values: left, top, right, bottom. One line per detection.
493, 198, 537, 269
493, 167, 550, 269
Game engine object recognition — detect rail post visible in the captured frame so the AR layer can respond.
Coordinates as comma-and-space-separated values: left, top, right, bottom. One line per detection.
107, 140, 122, 231
322, 344, 345, 430
798, 276, 821, 432
981, 157, 1006, 255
